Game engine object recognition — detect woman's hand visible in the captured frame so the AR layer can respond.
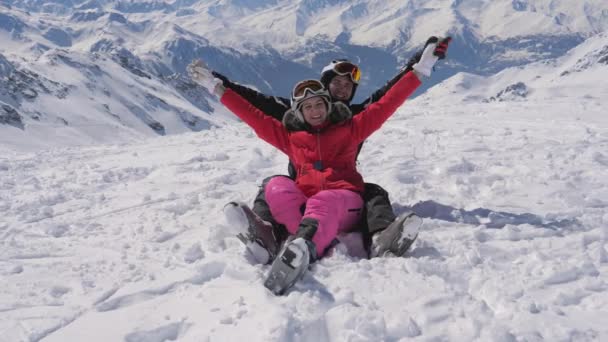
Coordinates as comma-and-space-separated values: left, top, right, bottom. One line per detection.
187, 60, 224, 96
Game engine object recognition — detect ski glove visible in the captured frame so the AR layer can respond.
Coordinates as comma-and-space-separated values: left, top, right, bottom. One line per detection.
187, 60, 224, 96
412, 36, 452, 77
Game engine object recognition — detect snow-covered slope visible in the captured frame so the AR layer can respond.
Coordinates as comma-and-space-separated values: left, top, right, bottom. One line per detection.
2, 2, 608, 341
0, 45, 229, 150
1, 73, 607, 341
1, 28, 608, 342
0, 2, 232, 150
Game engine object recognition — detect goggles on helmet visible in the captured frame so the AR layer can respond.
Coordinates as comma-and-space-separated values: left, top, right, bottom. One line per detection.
291, 79, 328, 103
322, 60, 361, 84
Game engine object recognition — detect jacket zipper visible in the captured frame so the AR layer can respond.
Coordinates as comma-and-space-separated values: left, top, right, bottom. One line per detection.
315, 130, 325, 190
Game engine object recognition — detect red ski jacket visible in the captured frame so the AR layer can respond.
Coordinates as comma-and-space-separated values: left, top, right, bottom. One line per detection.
220, 72, 421, 197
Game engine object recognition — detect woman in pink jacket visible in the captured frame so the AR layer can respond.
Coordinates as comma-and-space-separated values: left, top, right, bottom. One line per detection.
189, 39, 449, 294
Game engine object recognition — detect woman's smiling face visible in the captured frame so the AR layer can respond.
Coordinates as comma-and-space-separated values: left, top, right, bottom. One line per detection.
300, 96, 328, 126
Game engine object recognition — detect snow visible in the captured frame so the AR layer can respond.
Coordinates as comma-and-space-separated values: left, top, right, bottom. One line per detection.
2, 65, 607, 340
1, 1, 608, 340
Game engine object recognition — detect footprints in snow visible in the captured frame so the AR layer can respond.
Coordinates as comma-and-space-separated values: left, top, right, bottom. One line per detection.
125, 321, 189, 342
96, 261, 226, 312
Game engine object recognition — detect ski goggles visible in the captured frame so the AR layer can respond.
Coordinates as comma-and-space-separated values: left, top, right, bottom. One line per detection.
292, 79, 328, 102
322, 60, 361, 84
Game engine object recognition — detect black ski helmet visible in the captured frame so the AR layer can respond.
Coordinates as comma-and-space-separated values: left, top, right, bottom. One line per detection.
320, 59, 360, 103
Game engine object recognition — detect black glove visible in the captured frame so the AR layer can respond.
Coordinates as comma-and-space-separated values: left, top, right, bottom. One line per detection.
405, 50, 423, 71
211, 71, 229, 86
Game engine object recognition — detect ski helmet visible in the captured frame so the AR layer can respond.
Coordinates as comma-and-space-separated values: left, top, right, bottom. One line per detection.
320, 59, 360, 103
290, 79, 332, 122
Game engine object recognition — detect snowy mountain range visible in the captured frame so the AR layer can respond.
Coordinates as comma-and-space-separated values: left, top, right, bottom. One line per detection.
1, 0, 607, 149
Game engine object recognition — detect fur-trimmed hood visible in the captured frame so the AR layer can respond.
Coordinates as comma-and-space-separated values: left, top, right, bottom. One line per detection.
281, 101, 352, 132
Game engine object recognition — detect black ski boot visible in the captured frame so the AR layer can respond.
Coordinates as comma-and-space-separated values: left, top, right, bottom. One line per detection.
264, 237, 316, 296
224, 201, 281, 265
370, 211, 422, 258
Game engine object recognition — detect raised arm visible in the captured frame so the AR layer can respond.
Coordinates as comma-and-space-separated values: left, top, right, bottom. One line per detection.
350, 71, 421, 142
355, 67, 410, 111
354, 36, 451, 111
220, 88, 290, 154
212, 71, 291, 121
351, 37, 451, 141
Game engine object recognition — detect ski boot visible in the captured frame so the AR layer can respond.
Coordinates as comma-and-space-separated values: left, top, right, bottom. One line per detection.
370, 211, 422, 258
264, 237, 316, 296
224, 201, 280, 264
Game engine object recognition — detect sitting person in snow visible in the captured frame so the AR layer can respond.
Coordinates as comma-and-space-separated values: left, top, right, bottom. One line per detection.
188, 38, 450, 294
188, 37, 451, 261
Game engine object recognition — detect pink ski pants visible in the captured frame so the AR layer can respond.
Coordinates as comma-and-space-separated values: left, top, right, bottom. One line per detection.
264, 176, 363, 256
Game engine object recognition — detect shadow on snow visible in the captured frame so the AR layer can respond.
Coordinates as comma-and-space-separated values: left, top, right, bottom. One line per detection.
396, 200, 579, 230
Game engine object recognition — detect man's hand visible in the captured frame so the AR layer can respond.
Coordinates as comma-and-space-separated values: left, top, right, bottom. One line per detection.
187, 60, 223, 95
412, 36, 452, 77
